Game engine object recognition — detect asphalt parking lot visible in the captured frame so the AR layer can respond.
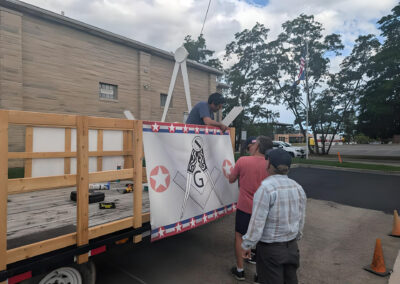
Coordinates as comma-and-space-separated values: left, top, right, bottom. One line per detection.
93, 167, 400, 283
329, 144, 400, 157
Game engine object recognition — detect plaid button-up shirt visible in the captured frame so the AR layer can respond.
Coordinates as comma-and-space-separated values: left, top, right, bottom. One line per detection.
242, 174, 306, 250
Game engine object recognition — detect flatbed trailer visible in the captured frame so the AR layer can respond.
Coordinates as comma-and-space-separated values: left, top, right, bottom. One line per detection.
0, 109, 235, 284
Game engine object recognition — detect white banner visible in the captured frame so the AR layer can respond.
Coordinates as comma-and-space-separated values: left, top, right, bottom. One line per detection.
143, 121, 238, 241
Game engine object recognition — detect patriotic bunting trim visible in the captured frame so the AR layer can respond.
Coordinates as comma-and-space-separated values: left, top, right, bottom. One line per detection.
151, 202, 237, 241
143, 121, 230, 135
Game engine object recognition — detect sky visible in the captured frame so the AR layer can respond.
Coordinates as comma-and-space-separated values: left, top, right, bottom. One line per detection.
21, 0, 398, 123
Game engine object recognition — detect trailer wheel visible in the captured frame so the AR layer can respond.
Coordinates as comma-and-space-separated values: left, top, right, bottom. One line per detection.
23, 261, 96, 284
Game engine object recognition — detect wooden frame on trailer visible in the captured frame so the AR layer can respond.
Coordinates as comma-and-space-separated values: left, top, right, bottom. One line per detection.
1, 110, 147, 268
0, 109, 236, 283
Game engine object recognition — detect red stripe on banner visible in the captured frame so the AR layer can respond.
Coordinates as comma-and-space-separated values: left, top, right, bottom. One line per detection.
8, 271, 32, 284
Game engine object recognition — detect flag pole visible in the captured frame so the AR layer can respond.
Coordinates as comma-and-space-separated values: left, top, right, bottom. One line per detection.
305, 41, 309, 159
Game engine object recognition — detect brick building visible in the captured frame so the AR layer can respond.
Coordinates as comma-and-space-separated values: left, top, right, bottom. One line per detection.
0, 0, 222, 153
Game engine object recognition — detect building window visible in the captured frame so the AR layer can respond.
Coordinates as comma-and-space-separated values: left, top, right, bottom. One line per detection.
99, 83, 118, 100
279, 136, 286, 142
160, 93, 172, 107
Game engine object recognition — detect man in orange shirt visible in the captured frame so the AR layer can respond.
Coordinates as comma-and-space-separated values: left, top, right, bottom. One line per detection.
229, 136, 273, 280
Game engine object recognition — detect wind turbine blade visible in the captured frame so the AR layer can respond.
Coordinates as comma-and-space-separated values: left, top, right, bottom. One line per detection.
161, 62, 180, 122
181, 61, 192, 113
123, 110, 135, 120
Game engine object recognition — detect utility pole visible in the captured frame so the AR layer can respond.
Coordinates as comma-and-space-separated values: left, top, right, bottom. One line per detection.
305, 41, 310, 159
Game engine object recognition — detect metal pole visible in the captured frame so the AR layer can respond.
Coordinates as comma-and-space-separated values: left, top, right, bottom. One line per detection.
305, 41, 309, 159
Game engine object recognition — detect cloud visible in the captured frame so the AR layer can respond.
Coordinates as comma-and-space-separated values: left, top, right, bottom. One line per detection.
20, 0, 398, 123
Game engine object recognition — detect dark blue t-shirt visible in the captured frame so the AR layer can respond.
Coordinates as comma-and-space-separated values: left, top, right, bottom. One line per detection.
186, 101, 214, 125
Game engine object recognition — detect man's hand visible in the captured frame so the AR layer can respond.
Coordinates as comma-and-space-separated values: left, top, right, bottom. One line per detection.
219, 123, 229, 132
241, 247, 251, 259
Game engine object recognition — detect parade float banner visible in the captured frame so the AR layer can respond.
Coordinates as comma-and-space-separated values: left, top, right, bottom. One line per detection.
142, 121, 239, 241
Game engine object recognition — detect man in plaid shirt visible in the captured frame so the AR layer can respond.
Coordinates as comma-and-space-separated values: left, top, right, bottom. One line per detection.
241, 148, 306, 284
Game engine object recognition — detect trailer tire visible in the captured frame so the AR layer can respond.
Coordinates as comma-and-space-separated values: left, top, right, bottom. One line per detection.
21, 260, 96, 284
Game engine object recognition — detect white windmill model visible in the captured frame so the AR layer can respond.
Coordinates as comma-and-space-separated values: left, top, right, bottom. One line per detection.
161, 46, 192, 122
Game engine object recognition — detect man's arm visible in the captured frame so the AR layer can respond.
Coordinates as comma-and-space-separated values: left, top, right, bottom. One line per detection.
228, 159, 240, 183
241, 185, 270, 250
296, 187, 307, 240
203, 117, 229, 132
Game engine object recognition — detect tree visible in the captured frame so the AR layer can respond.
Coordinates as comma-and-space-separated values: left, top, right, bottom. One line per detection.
183, 34, 222, 69
223, 23, 279, 148
267, 14, 344, 154
326, 34, 380, 149
358, 3, 400, 140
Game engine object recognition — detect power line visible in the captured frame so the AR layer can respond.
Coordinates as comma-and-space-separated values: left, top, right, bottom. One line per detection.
200, 0, 212, 36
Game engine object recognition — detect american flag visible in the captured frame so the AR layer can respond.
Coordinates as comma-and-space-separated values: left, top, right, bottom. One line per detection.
293, 52, 306, 86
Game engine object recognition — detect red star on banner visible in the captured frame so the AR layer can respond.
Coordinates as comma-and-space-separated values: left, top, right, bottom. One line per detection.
202, 213, 208, 223
205, 127, 209, 134
232, 203, 237, 211
194, 127, 200, 134
151, 122, 160, 132
222, 160, 233, 179
213, 128, 217, 135
168, 124, 176, 133
149, 165, 170, 192
183, 125, 189, 133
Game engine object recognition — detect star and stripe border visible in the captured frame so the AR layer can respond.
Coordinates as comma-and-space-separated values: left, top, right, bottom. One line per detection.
151, 202, 237, 242
142, 121, 230, 135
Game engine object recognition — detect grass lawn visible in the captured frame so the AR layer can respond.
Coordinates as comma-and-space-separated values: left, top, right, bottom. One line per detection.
293, 158, 400, 172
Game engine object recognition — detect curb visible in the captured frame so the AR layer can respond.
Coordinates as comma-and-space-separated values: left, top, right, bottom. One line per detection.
291, 163, 400, 176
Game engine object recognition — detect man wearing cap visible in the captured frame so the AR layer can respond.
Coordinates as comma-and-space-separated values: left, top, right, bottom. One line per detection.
185, 92, 229, 132
228, 136, 273, 280
241, 149, 306, 284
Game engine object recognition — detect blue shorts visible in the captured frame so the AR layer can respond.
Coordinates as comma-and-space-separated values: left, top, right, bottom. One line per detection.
235, 209, 251, 235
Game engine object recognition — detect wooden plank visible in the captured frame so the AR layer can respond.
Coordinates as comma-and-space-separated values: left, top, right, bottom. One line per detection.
8, 174, 76, 194
127, 131, 134, 168
123, 131, 134, 169
7, 212, 151, 265
0, 111, 8, 276
87, 116, 134, 130
24, 126, 33, 178
97, 130, 103, 171
8, 150, 132, 159
133, 120, 143, 243
7, 233, 77, 265
89, 169, 134, 183
88, 213, 150, 239
7, 169, 136, 194
76, 116, 89, 264
64, 128, 71, 174
230, 127, 236, 152
123, 131, 128, 169
8, 110, 77, 127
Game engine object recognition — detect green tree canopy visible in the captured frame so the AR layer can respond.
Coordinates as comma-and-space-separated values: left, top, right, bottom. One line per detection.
183, 34, 222, 69
358, 3, 400, 140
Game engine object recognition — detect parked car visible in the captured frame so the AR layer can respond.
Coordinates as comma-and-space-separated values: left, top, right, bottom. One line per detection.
273, 141, 306, 158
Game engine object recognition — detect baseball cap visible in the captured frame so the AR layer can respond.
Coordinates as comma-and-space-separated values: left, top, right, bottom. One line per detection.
245, 136, 257, 149
265, 148, 292, 168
